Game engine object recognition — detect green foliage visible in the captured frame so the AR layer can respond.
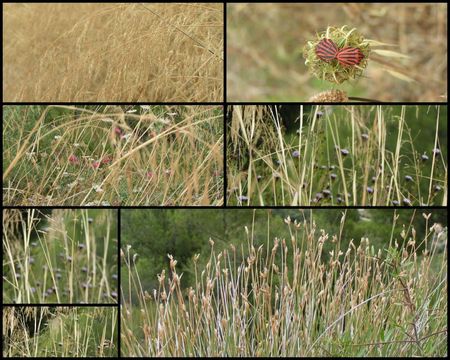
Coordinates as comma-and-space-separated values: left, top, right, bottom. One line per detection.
121, 208, 447, 299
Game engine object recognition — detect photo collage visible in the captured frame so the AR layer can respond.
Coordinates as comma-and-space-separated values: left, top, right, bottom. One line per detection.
2, 2, 447, 357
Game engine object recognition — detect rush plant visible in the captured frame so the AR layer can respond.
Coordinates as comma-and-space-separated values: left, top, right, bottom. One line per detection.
120, 210, 447, 356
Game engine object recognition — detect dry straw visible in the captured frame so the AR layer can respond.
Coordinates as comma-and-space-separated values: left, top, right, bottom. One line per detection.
3, 3, 223, 101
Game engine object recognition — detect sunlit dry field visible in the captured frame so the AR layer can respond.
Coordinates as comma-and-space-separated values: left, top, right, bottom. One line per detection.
3, 3, 223, 102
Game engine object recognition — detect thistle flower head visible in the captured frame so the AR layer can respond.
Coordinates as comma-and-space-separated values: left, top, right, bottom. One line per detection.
303, 25, 371, 84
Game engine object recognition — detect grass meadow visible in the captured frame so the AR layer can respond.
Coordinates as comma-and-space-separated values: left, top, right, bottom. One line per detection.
2, 209, 118, 304
3, 306, 117, 357
227, 105, 447, 206
3, 3, 223, 102
2, 105, 223, 206
120, 209, 447, 356
227, 3, 447, 102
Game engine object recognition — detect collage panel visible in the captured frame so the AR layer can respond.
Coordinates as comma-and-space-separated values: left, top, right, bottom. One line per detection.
227, 104, 447, 206
2, 209, 118, 305
227, 3, 447, 102
3, 105, 224, 206
2, 306, 118, 357
119, 208, 447, 357
3, 3, 224, 102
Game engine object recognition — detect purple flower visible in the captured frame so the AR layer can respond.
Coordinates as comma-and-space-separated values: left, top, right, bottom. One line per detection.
403, 198, 412, 206
322, 189, 331, 197
432, 148, 441, 156
292, 150, 300, 158
404, 175, 413, 182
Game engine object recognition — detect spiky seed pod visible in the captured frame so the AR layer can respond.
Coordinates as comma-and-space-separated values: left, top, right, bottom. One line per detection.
309, 90, 348, 103
303, 26, 371, 84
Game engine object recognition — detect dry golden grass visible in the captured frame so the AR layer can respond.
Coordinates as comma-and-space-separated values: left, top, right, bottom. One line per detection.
3, 3, 223, 102
227, 3, 447, 102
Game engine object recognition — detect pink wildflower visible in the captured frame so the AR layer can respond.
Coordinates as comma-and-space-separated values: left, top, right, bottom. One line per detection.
68, 154, 79, 164
92, 161, 100, 169
146, 171, 154, 180
102, 156, 112, 164
114, 127, 123, 136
